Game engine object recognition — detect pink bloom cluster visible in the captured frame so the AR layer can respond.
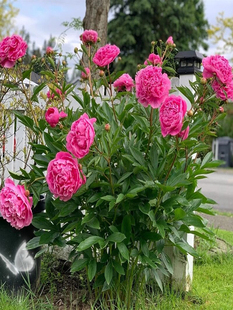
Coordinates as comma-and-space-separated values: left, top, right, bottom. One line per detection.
81, 67, 90, 79
45, 107, 67, 127
113, 73, 134, 92
66, 113, 96, 159
144, 53, 162, 66
0, 34, 27, 68
46, 152, 86, 201
203, 55, 233, 101
93, 44, 120, 67
159, 95, 187, 138
202, 55, 232, 84
81, 30, 98, 45
212, 80, 233, 101
135, 66, 171, 108
166, 36, 174, 45
46, 113, 96, 201
0, 179, 33, 229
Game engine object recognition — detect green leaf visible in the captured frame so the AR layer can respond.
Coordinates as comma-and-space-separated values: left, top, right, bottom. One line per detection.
31, 82, 47, 102
177, 86, 195, 104
112, 260, 125, 275
118, 172, 133, 184
26, 237, 40, 250
8, 171, 28, 180
201, 151, 213, 168
129, 146, 145, 166
44, 132, 61, 153
32, 214, 54, 230
105, 261, 113, 285
139, 203, 150, 214
71, 258, 89, 273
88, 260, 97, 281
101, 195, 116, 202
107, 232, 126, 243
13, 111, 34, 130
161, 252, 173, 275
77, 236, 104, 251
121, 215, 131, 243
118, 243, 129, 260
175, 241, 198, 257
174, 208, 186, 220
116, 193, 124, 204
152, 270, 163, 292
141, 239, 149, 257
87, 217, 100, 229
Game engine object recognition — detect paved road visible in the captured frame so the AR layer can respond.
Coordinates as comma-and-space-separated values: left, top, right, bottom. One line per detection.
198, 168, 233, 213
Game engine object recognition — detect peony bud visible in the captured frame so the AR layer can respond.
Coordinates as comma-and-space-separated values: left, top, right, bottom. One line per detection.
118, 57, 122, 61
78, 163, 83, 170
201, 77, 207, 85
31, 55, 36, 60
62, 60, 67, 66
74, 47, 79, 54
25, 190, 30, 197
18, 58, 22, 63
219, 106, 224, 113
46, 46, 54, 55
151, 41, 156, 46
187, 109, 194, 117
99, 70, 105, 77
105, 123, 110, 131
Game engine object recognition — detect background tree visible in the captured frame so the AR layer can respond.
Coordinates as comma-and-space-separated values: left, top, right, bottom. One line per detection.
108, 0, 209, 75
208, 12, 233, 63
0, 0, 19, 39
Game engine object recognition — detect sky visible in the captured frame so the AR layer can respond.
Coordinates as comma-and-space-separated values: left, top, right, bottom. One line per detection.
13, 0, 233, 72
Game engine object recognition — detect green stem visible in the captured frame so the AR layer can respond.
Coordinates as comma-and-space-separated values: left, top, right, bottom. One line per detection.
107, 65, 117, 123
86, 266, 92, 298
145, 107, 154, 158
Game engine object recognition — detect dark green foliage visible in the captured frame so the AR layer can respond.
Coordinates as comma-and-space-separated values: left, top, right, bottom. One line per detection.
108, 0, 209, 75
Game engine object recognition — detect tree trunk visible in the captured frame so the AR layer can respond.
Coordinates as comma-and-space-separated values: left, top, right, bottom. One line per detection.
82, 0, 110, 78
83, 0, 110, 46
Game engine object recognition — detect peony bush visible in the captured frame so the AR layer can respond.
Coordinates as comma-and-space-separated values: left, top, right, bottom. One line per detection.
0, 30, 231, 306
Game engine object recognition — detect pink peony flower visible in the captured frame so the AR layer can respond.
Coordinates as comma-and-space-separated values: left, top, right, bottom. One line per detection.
178, 126, 190, 140
166, 36, 174, 45
46, 152, 86, 201
45, 107, 67, 127
135, 66, 171, 108
81, 29, 98, 45
113, 73, 134, 92
0, 34, 27, 68
93, 44, 120, 67
202, 55, 233, 84
66, 113, 96, 159
81, 67, 90, 79
46, 46, 54, 55
159, 95, 187, 137
0, 179, 33, 229
211, 80, 233, 101
144, 53, 162, 66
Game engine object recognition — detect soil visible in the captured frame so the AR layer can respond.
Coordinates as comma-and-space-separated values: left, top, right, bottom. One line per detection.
38, 259, 93, 310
